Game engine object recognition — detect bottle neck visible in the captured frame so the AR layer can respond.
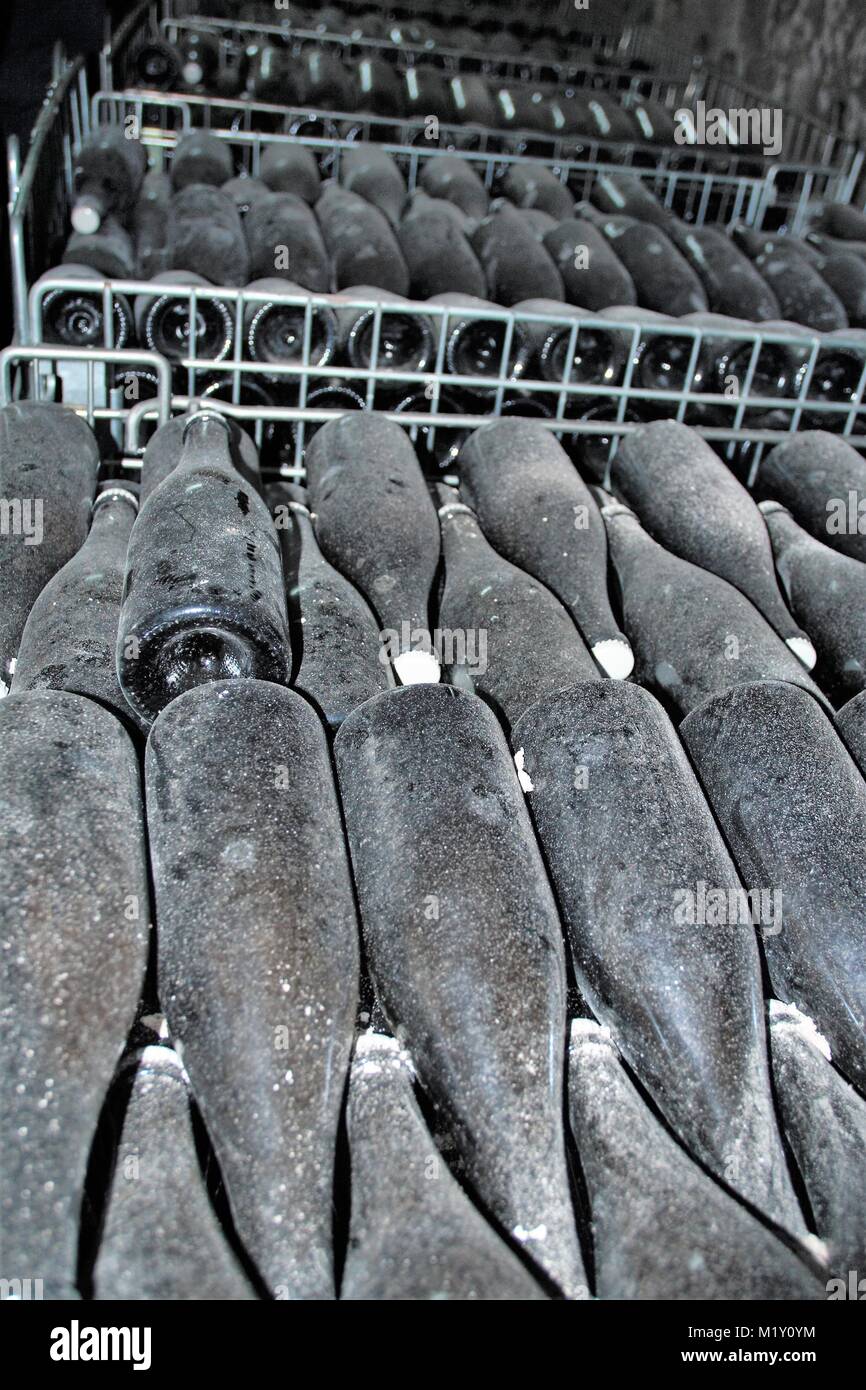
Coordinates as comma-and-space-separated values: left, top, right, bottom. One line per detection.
88, 489, 139, 546
179, 411, 236, 474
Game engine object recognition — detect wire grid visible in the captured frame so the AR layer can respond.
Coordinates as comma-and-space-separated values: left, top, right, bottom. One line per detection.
17, 290, 866, 479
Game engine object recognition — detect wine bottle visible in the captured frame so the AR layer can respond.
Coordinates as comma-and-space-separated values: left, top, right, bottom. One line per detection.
342, 1033, 548, 1300
0, 402, 100, 693
245, 275, 336, 368
760, 499, 866, 701
598, 493, 827, 716
418, 153, 490, 221
248, 45, 302, 105
333, 684, 587, 1299
11, 483, 142, 730
353, 56, 404, 117
62, 217, 136, 278
460, 420, 633, 678
680, 679, 866, 1092
567, 1021, 822, 1298
259, 142, 322, 204
515, 208, 558, 243
297, 43, 354, 109
304, 413, 440, 684
756, 430, 866, 563
146, 678, 360, 1299
471, 201, 565, 306
117, 411, 291, 726
425, 291, 531, 391
671, 224, 781, 321
134, 169, 172, 277
93, 1047, 257, 1300
244, 190, 331, 291
769, 1002, 866, 1276
801, 326, 866, 432
331, 285, 435, 381
402, 64, 452, 124
398, 191, 487, 299
168, 184, 250, 287
590, 171, 676, 231
315, 183, 409, 295
837, 688, 866, 777
610, 419, 816, 666
267, 481, 391, 727
447, 74, 498, 130
71, 126, 147, 235
127, 36, 182, 91
513, 681, 806, 1237
819, 203, 866, 241
436, 483, 598, 727
139, 411, 260, 505
339, 145, 407, 228
543, 216, 637, 310
513, 297, 629, 390
734, 229, 848, 332
627, 97, 679, 145
0, 689, 150, 1299
500, 161, 573, 222
135, 270, 234, 364
221, 174, 271, 218
176, 27, 221, 89
170, 131, 234, 190
578, 91, 643, 142
597, 214, 708, 316
36, 264, 132, 349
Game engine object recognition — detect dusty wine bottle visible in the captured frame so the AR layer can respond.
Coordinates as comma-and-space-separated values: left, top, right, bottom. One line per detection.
761, 499, 866, 700
139, 411, 260, 504
428, 291, 534, 388
35, 264, 132, 349
135, 270, 234, 363
315, 183, 409, 295
168, 184, 250, 287
12, 483, 142, 731
418, 153, 490, 221
598, 214, 708, 316
398, 191, 487, 299
170, 130, 234, 189
734, 228, 848, 332
146, 679, 360, 1299
769, 1002, 866, 1277
513, 681, 806, 1237
133, 168, 172, 277
268, 480, 392, 727
331, 285, 435, 380
298, 45, 355, 110
0, 402, 100, 692
353, 56, 404, 117
245, 276, 336, 367
62, 217, 136, 278
0, 689, 150, 1299
304, 413, 440, 683
836, 688, 866, 776
567, 1021, 822, 1298
681, 679, 866, 1091
333, 684, 588, 1298
500, 161, 573, 221
590, 171, 676, 230
259, 141, 322, 203
127, 36, 181, 90
460, 420, 633, 678
221, 174, 271, 218
543, 216, 637, 310
756, 430, 866, 563
342, 1033, 548, 1300
471, 201, 565, 306
244, 190, 331, 290
339, 145, 407, 228
116, 410, 291, 725
71, 126, 147, 235
598, 492, 827, 717
610, 419, 816, 667
671, 224, 781, 321
93, 1047, 257, 1300
436, 483, 599, 727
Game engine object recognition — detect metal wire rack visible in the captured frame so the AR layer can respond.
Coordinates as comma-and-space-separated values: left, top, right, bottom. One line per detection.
9, 300, 866, 480
108, 1, 862, 187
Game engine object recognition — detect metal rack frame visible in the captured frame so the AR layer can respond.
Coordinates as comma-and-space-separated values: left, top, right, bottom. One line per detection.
107, 1, 862, 186
13, 292, 866, 478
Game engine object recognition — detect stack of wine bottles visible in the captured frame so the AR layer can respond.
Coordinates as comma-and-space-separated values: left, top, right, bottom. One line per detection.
37, 127, 866, 456
2, 397, 864, 1300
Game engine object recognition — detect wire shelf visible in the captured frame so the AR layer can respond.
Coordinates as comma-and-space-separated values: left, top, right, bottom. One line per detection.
12, 292, 866, 479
